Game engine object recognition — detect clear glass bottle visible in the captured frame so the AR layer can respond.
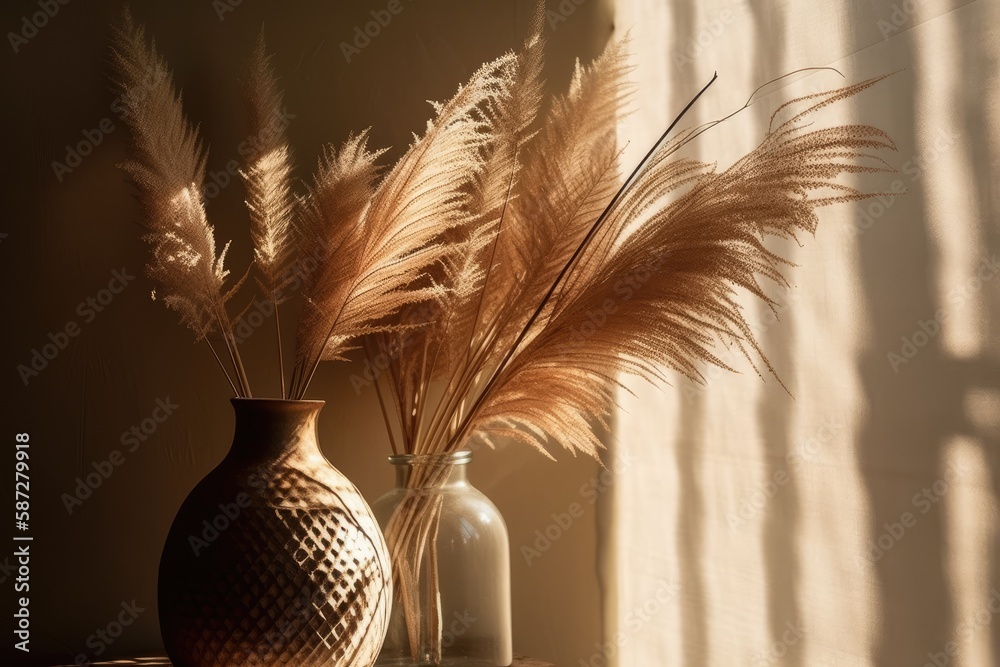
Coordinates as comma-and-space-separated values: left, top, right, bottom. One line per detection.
372, 451, 512, 666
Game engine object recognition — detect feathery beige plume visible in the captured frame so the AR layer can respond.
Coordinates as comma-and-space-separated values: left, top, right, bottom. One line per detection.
292, 131, 385, 372
241, 33, 296, 395
242, 32, 296, 300
373, 30, 633, 455
465, 77, 897, 457
369, 7, 548, 452
289, 51, 519, 397
111, 9, 250, 395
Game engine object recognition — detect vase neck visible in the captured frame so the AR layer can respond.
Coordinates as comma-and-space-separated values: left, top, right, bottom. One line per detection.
390, 451, 472, 489
229, 399, 324, 462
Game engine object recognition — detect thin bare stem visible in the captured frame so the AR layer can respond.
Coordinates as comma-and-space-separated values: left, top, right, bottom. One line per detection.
212, 304, 246, 398
295, 295, 351, 399
426, 328, 503, 451
411, 335, 432, 454
426, 508, 443, 664
228, 325, 253, 398
215, 300, 253, 398
384, 481, 448, 661
372, 361, 401, 456
421, 314, 504, 453
410, 149, 520, 454
204, 339, 240, 396
274, 298, 286, 398
467, 147, 519, 351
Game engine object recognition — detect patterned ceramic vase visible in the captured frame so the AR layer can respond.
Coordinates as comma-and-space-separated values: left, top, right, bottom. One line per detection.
158, 398, 391, 667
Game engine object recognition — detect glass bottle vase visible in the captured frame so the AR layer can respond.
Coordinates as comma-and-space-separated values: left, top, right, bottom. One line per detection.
372, 451, 512, 666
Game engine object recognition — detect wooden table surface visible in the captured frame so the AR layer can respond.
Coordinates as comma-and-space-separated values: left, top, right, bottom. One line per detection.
511, 657, 557, 666
48, 656, 555, 666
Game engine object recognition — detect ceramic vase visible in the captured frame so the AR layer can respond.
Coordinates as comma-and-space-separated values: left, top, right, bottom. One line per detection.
158, 398, 391, 667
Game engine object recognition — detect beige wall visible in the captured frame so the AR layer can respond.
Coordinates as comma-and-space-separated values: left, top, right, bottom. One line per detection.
612, 0, 1000, 665
0, 1, 614, 665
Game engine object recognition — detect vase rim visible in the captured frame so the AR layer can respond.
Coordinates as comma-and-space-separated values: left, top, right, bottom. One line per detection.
230, 397, 325, 405
387, 450, 473, 466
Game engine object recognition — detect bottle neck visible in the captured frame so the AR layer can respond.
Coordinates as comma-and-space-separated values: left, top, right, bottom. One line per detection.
391, 452, 472, 489
229, 399, 324, 462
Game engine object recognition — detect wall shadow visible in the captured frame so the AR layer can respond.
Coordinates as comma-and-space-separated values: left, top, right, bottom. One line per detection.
851, 8, 956, 663
745, 3, 806, 665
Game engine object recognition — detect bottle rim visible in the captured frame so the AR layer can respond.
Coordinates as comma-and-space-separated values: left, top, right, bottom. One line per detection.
387, 450, 473, 466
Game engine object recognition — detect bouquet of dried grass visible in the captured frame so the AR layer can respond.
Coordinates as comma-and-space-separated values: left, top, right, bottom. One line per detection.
110, 8, 892, 418
361, 9, 896, 661
111, 9, 507, 400
112, 6, 895, 662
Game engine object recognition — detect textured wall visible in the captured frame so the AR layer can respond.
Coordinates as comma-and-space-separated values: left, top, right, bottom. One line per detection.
611, 0, 1000, 665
